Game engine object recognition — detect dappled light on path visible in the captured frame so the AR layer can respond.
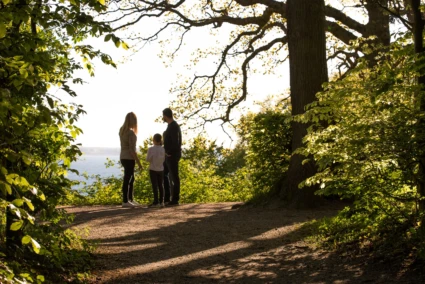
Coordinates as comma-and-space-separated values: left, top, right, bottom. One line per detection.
66, 203, 425, 284
117, 240, 252, 275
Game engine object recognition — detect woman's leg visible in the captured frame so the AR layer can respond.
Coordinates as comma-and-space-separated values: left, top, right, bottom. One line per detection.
128, 163, 135, 202
121, 159, 135, 203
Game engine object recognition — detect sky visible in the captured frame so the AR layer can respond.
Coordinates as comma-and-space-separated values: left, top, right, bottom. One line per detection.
58, 1, 377, 150
60, 19, 289, 149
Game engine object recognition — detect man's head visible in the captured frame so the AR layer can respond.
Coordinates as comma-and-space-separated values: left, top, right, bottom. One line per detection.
162, 108, 173, 123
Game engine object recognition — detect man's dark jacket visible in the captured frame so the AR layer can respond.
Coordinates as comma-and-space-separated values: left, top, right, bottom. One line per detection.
163, 120, 182, 156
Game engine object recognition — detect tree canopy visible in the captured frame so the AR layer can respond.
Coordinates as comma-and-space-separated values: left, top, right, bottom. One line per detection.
0, 0, 121, 281
101, 0, 402, 124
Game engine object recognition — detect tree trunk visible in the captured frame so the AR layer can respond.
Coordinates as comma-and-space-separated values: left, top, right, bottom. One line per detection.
365, 0, 390, 46
411, 0, 425, 211
364, 0, 391, 65
280, 0, 329, 208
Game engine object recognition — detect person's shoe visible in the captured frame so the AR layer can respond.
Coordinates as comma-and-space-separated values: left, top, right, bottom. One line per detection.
130, 200, 141, 206
122, 202, 134, 208
167, 201, 179, 206
148, 203, 160, 208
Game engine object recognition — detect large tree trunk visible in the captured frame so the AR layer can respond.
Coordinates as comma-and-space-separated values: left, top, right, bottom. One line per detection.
365, 0, 390, 46
280, 0, 329, 208
411, 0, 425, 211
364, 0, 391, 65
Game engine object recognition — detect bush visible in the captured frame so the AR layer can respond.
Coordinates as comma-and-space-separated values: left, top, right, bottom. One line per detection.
298, 40, 425, 257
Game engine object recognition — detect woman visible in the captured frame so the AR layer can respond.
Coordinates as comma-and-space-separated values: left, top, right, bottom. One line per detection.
119, 112, 142, 207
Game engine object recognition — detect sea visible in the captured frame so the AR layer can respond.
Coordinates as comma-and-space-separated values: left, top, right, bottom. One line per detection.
67, 147, 122, 187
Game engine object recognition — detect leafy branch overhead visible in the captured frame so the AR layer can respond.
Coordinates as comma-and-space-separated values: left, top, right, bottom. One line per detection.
102, 0, 405, 126
0, 0, 122, 282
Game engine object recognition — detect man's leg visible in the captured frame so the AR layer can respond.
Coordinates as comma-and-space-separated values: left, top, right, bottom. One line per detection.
163, 162, 171, 202
167, 153, 181, 202
158, 171, 164, 204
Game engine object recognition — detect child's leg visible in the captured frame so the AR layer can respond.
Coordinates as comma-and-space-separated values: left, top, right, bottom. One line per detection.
149, 170, 159, 204
157, 171, 164, 203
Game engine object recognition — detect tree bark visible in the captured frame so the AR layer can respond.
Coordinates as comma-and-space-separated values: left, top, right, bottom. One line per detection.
364, 0, 391, 65
281, 0, 329, 208
411, 0, 425, 211
365, 0, 391, 46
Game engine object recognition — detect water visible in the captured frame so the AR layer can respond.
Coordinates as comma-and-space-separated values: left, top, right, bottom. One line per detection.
68, 153, 122, 187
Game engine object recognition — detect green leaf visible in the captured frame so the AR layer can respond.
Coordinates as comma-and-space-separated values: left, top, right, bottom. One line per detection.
27, 215, 35, 225
0, 182, 11, 195
22, 155, 31, 165
37, 275, 45, 282
98, 0, 105, 5
6, 173, 17, 184
39, 193, 46, 201
19, 273, 33, 282
47, 97, 54, 108
121, 42, 129, 50
15, 176, 30, 188
22, 235, 32, 245
104, 34, 112, 42
12, 198, 24, 207
2, 0, 10, 5
66, 25, 75, 35
10, 220, 24, 231
23, 197, 35, 211
31, 238, 41, 254
0, 23, 6, 38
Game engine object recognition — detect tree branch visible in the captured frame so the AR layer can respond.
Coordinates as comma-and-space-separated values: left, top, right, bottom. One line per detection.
224, 36, 288, 122
325, 5, 367, 35
326, 21, 358, 45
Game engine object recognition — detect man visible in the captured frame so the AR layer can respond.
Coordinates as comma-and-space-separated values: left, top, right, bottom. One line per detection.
163, 160, 171, 204
162, 131, 171, 204
162, 108, 182, 206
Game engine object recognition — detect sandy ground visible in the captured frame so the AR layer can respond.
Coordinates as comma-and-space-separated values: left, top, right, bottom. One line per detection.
65, 203, 424, 284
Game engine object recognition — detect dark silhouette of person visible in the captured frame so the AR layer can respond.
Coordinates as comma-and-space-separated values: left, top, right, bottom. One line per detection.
162, 108, 182, 206
119, 112, 142, 207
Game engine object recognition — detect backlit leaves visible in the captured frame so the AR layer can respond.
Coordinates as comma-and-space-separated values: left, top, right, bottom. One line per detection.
0, 0, 116, 281
297, 37, 425, 251
0, 23, 6, 38
10, 220, 24, 231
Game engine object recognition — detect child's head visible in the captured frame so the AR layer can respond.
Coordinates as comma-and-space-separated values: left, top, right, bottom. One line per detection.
153, 133, 162, 145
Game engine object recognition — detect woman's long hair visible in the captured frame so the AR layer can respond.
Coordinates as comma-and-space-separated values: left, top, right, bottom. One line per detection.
119, 112, 138, 137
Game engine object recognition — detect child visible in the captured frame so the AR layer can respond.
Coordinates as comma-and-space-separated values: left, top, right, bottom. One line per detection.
146, 133, 166, 208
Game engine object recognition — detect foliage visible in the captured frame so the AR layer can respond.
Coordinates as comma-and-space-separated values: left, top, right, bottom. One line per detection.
66, 137, 253, 206
66, 100, 294, 206
237, 98, 292, 201
0, 0, 120, 282
297, 38, 425, 257
101, 0, 400, 128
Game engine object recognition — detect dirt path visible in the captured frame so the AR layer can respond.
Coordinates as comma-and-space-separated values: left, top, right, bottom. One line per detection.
66, 203, 424, 284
